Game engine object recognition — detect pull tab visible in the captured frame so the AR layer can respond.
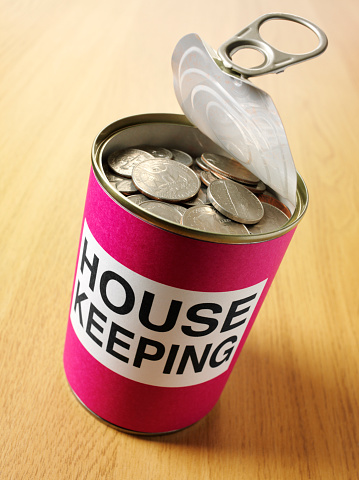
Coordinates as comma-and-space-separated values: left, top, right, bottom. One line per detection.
217, 13, 328, 78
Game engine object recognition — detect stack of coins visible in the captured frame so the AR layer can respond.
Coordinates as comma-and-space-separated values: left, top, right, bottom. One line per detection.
103, 147, 290, 235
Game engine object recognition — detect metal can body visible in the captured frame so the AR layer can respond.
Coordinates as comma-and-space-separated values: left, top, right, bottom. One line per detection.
63, 114, 308, 434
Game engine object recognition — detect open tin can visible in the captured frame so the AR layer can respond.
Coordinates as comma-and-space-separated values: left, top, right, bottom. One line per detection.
63, 14, 327, 434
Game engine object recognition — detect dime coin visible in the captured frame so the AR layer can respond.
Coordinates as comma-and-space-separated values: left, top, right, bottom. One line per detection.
170, 149, 193, 167
126, 193, 149, 205
108, 148, 154, 177
132, 158, 201, 202
195, 156, 211, 171
208, 179, 264, 224
210, 169, 266, 194
201, 153, 259, 185
247, 203, 289, 234
200, 170, 218, 186
138, 146, 173, 158
243, 180, 266, 194
140, 200, 183, 224
114, 178, 138, 195
182, 205, 249, 235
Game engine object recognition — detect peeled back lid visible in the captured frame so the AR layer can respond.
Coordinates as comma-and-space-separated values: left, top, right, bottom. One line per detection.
171, 14, 328, 212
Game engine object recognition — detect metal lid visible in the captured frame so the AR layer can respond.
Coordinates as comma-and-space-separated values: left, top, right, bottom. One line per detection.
172, 13, 328, 211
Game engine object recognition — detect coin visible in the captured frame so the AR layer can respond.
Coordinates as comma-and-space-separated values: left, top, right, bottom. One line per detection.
172, 204, 188, 215
247, 203, 289, 234
195, 156, 211, 171
126, 193, 149, 205
200, 170, 218, 186
103, 160, 124, 182
140, 200, 183, 224
138, 146, 173, 158
207, 179, 264, 224
108, 148, 154, 177
257, 193, 291, 218
191, 163, 203, 179
201, 153, 259, 185
170, 149, 193, 167
210, 169, 266, 194
132, 158, 201, 203
114, 178, 138, 194
182, 186, 209, 207
182, 205, 249, 235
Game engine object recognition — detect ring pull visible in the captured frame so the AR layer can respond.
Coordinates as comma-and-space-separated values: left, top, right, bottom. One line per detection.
217, 13, 328, 78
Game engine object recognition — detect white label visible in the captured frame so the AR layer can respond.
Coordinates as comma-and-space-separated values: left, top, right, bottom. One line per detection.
70, 220, 267, 387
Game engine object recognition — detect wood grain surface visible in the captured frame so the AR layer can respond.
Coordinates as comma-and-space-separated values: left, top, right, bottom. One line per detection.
1, 0, 358, 478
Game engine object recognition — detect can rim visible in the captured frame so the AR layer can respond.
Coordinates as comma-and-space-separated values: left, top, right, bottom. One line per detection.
92, 113, 308, 245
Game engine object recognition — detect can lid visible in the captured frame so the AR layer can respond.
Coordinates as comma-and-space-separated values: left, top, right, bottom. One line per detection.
171, 14, 328, 211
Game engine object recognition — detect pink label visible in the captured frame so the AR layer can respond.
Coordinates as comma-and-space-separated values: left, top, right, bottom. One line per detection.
71, 219, 267, 388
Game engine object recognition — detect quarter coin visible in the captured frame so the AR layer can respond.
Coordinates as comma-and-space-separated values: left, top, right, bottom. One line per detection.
140, 200, 183, 224
132, 158, 201, 202
202, 153, 259, 185
195, 156, 211, 171
208, 179, 264, 224
200, 170, 219, 186
247, 203, 289, 234
182, 205, 249, 235
108, 148, 154, 177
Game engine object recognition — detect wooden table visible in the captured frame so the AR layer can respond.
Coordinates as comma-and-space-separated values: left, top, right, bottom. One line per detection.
1, 0, 358, 478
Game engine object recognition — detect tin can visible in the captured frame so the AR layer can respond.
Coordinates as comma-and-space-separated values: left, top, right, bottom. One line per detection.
63, 113, 308, 434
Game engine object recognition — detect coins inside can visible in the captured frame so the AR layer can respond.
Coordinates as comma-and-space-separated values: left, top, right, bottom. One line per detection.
207, 179, 264, 224
103, 145, 292, 236
132, 158, 201, 202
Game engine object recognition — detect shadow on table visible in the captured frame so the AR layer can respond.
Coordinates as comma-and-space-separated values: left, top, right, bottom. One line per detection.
141, 338, 354, 475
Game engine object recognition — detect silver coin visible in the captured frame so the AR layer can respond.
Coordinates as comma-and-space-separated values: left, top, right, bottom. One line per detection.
210, 169, 266, 194
108, 148, 154, 178
126, 193, 149, 205
182, 186, 209, 207
182, 205, 249, 235
170, 149, 193, 167
243, 180, 266, 194
190, 164, 202, 178
200, 170, 218, 186
202, 153, 259, 185
257, 193, 292, 218
132, 158, 201, 203
138, 146, 173, 158
140, 200, 183, 224
172, 204, 188, 215
195, 156, 211, 171
208, 179, 264, 224
247, 203, 289, 234
103, 160, 124, 182
114, 178, 138, 194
